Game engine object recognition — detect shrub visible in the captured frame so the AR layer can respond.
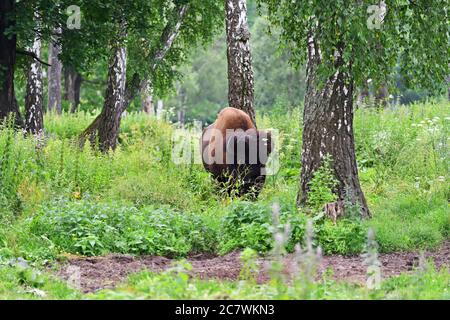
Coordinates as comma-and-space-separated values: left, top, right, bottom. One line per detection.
219, 201, 273, 253
29, 199, 217, 257
218, 199, 370, 255
306, 155, 338, 212
316, 219, 367, 255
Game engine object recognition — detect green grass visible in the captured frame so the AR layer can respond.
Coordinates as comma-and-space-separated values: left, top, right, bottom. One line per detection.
0, 100, 448, 299
367, 194, 449, 252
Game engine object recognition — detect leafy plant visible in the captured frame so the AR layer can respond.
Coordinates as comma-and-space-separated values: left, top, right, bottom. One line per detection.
30, 199, 217, 257
306, 155, 338, 212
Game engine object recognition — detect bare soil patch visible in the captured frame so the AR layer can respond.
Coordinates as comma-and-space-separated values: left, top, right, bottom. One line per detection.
55, 241, 449, 293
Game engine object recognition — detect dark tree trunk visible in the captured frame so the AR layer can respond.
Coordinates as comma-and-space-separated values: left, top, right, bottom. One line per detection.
374, 84, 389, 108
297, 35, 370, 218
0, 0, 22, 126
82, 23, 127, 152
25, 35, 44, 134
225, 0, 256, 125
47, 32, 62, 114
64, 66, 82, 113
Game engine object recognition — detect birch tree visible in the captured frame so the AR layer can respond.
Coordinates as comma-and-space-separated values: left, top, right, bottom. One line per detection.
123, 4, 190, 111
25, 35, 44, 134
81, 1, 222, 151
47, 32, 62, 114
225, 0, 256, 125
94, 22, 128, 152
262, 0, 448, 217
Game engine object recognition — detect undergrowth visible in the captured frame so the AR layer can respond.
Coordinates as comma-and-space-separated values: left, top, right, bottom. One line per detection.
0, 101, 448, 263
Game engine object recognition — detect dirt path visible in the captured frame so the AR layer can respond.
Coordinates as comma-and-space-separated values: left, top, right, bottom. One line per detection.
55, 241, 449, 293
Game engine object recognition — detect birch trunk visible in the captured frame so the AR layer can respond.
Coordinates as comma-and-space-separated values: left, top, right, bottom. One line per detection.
225, 0, 256, 125
48, 31, 62, 115
25, 35, 44, 134
83, 22, 127, 152
141, 81, 154, 115
298, 35, 370, 218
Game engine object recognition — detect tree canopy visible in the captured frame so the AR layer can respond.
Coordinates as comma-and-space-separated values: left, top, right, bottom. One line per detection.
259, 0, 448, 93
13, 0, 223, 100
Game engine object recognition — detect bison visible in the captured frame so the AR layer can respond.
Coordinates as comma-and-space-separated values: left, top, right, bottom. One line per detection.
201, 107, 273, 197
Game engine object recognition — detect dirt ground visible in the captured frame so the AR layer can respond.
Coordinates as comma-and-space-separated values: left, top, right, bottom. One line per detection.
55, 241, 449, 293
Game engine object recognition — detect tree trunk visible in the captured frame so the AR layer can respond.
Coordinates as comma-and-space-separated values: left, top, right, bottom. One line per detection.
64, 66, 82, 113
25, 35, 44, 134
297, 35, 370, 218
82, 23, 127, 152
156, 100, 164, 120
225, 0, 256, 125
374, 84, 389, 108
141, 81, 154, 115
0, 0, 22, 126
48, 32, 62, 114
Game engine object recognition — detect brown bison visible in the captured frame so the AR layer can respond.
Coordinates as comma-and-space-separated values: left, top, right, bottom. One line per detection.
201, 107, 273, 197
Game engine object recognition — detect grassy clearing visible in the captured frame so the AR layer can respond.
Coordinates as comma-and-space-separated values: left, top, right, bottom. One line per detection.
0, 100, 448, 299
